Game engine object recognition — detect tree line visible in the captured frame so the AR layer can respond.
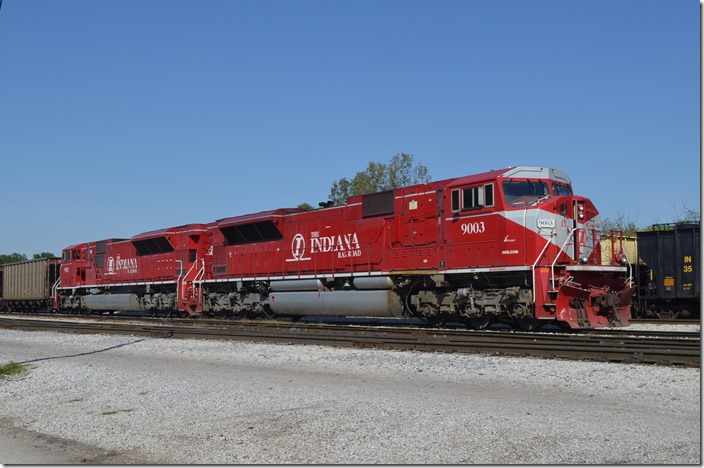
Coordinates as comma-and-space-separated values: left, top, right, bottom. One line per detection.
0, 252, 56, 265
601, 205, 699, 237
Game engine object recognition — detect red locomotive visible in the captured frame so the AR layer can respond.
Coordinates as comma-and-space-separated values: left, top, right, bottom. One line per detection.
56, 166, 635, 329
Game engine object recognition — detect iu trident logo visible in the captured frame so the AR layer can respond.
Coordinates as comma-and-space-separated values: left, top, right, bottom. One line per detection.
287, 233, 311, 262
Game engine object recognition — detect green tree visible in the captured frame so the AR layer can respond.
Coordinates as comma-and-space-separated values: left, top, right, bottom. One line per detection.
671, 202, 700, 224
0, 253, 28, 264
601, 204, 701, 236
32, 252, 56, 259
328, 153, 431, 205
297, 203, 315, 211
599, 213, 639, 237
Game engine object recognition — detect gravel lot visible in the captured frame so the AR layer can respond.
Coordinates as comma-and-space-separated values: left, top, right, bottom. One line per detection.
0, 325, 700, 464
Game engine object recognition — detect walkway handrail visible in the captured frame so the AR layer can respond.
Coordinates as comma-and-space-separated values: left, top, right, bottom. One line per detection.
531, 230, 555, 302
551, 227, 577, 289
181, 260, 198, 300
51, 277, 61, 310
175, 260, 184, 301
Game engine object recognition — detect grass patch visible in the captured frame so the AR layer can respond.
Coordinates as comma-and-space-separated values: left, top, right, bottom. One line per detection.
0, 361, 30, 378
102, 408, 134, 416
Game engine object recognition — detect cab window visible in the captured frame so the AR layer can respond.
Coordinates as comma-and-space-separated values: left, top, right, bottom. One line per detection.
451, 184, 494, 212
552, 183, 573, 196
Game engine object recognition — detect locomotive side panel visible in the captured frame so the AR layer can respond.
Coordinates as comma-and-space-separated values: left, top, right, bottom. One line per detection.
211, 210, 295, 279
442, 176, 503, 270
98, 240, 142, 284
281, 207, 367, 276
127, 225, 209, 285
387, 184, 442, 271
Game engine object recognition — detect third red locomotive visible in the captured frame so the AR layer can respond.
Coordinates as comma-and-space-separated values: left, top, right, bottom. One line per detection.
56, 166, 634, 329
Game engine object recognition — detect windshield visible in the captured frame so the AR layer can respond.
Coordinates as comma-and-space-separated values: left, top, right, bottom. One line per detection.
502, 180, 550, 206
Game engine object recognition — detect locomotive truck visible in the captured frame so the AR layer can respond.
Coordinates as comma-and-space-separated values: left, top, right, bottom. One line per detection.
53, 166, 634, 330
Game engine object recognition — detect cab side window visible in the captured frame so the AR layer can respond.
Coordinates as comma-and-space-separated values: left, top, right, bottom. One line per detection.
552, 183, 573, 196
451, 184, 494, 213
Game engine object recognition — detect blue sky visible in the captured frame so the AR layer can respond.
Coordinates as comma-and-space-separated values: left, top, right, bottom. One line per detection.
0, 0, 699, 256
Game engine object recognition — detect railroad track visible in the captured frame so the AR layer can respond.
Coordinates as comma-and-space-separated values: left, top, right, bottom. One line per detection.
0, 316, 699, 367
630, 318, 701, 326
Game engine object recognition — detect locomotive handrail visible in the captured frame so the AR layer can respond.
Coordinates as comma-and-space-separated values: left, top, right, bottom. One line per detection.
192, 258, 206, 305
194, 258, 205, 288
175, 260, 183, 301
622, 250, 633, 288
51, 277, 61, 310
551, 227, 578, 289
51, 277, 60, 296
531, 230, 555, 300
181, 261, 199, 300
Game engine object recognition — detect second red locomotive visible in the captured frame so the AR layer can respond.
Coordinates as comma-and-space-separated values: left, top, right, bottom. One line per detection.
56, 166, 634, 329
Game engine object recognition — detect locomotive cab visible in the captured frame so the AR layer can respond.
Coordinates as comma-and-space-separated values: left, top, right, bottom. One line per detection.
436, 167, 632, 329
61, 244, 90, 286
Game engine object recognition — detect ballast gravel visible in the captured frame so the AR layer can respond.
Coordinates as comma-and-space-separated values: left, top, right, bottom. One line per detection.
0, 326, 700, 464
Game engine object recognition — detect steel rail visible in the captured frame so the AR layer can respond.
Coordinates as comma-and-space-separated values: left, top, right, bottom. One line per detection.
2, 312, 699, 340
630, 318, 701, 326
0, 317, 699, 367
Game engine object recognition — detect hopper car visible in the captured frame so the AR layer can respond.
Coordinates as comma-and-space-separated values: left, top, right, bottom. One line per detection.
600, 224, 700, 319
0, 257, 61, 312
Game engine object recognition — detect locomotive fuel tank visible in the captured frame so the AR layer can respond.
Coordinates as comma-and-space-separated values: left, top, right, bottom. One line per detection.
269, 290, 404, 317
82, 293, 143, 311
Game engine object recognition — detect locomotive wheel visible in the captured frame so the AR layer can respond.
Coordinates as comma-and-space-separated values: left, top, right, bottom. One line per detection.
515, 316, 540, 331
466, 314, 492, 330
260, 304, 276, 319
425, 313, 447, 327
